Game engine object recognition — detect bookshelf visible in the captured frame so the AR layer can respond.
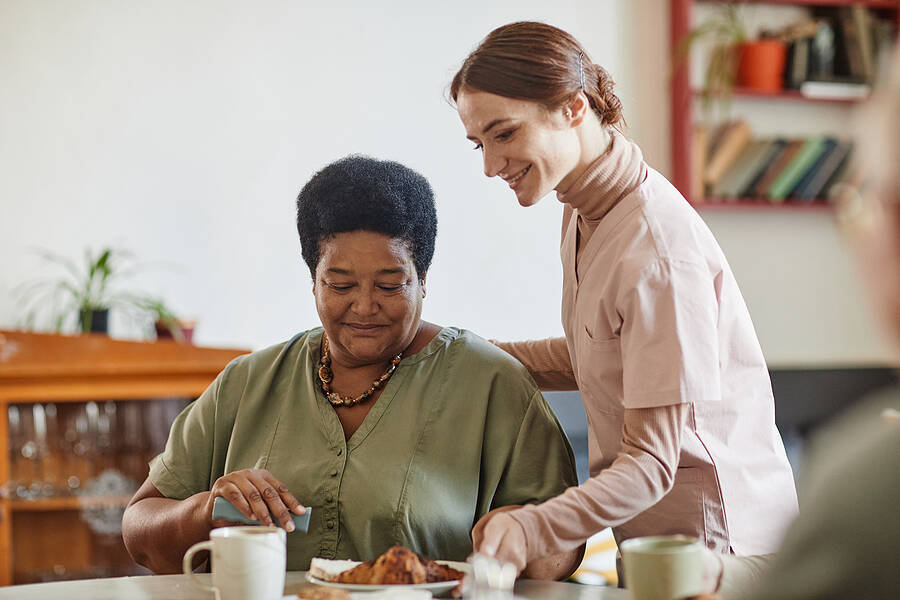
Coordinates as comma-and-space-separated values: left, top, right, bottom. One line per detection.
700, 1, 900, 7
692, 85, 869, 102
670, 0, 900, 209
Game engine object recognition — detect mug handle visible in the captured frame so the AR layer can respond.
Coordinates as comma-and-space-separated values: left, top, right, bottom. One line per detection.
183, 540, 221, 600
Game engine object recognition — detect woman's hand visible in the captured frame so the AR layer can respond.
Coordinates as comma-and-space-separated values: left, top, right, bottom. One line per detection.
204, 468, 306, 532
472, 506, 528, 575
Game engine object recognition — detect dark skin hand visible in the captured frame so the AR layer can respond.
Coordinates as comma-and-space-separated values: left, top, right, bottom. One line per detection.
202, 468, 306, 531
121, 468, 305, 574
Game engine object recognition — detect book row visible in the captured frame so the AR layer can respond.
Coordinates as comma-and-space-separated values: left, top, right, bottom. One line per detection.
693, 119, 853, 204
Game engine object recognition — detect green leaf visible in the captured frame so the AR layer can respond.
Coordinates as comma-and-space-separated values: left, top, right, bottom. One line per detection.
672, 2, 749, 121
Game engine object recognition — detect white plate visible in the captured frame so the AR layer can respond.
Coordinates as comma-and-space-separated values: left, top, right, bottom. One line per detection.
305, 560, 469, 595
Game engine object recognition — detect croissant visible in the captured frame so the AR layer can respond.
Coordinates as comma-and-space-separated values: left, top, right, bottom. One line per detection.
334, 546, 464, 585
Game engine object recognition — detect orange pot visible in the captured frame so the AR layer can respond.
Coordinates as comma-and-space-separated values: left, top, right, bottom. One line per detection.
737, 40, 787, 92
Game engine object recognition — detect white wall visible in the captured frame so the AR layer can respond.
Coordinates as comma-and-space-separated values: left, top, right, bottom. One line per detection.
0, 0, 893, 367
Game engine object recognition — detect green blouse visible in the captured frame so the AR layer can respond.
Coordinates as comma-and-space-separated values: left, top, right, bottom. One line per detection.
149, 327, 577, 568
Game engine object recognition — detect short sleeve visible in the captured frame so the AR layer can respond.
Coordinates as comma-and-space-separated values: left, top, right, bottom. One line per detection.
148, 370, 226, 500
620, 259, 721, 408
489, 389, 578, 510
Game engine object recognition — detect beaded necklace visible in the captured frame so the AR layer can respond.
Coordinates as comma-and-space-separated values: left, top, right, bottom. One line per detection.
317, 334, 403, 407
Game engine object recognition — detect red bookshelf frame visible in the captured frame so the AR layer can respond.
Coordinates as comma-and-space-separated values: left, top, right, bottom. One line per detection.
700, 1, 900, 8
692, 86, 869, 103
697, 198, 837, 210
669, 0, 900, 208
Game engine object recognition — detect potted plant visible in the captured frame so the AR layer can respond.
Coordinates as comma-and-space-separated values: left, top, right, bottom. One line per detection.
676, 2, 748, 118
141, 297, 195, 344
678, 4, 793, 106
737, 33, 788, 93
16, 246, 175, 337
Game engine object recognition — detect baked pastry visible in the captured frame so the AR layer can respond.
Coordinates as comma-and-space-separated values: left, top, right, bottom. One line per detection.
329, 546, 464, 585
296, 587, 351, 600
425, 558, 466, 583
338, 546, 425, 584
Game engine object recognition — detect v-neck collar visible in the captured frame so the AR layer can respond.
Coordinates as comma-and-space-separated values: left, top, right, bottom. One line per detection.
563, 187, 645, 295
307, 327, 455, 451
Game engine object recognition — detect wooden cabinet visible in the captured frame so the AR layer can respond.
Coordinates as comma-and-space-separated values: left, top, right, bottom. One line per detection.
670, 0, 900, 209
0, 330, 248, 586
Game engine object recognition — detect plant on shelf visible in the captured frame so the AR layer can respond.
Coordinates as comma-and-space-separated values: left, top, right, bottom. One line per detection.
140, 297, 195, 343
678, 3, 796, 118
676, 2, 748, 118
16, 246, 188, 339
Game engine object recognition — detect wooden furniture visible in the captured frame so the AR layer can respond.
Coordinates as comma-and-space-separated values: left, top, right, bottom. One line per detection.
670, 0, 900, 209
0, 330, 248, 587
0, 571, 632, 599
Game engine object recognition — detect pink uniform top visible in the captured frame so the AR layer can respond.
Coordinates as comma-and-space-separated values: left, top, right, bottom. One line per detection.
506, 133, 798, 557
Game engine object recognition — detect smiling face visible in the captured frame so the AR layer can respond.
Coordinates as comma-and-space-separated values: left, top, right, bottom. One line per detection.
313, 230, 424, 368
456, 89, 583, 206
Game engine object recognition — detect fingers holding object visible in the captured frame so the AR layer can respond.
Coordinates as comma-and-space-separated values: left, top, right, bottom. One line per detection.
472, 505, 522, 552
473, 514, 527, 574
262, 471, 306, 516
246, 470, 300, 532
232, 476, 277, 528
219, 481, 256, 521
475, 517, 506, 556
210, 469, 306, 532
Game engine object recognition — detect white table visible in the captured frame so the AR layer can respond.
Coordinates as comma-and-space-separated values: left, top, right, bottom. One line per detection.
0, 571, 629, 599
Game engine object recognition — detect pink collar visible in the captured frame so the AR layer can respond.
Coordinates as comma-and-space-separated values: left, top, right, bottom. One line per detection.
556, 130, 648, 224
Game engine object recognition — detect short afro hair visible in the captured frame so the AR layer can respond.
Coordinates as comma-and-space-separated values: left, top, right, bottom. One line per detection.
296, 155, 437, 279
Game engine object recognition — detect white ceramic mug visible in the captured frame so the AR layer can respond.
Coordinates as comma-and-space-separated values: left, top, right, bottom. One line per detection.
183, 526, 286, 600
620, 535, 704, 600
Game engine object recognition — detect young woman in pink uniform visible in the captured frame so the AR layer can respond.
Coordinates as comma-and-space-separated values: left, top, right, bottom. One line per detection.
450, 21, 799, 578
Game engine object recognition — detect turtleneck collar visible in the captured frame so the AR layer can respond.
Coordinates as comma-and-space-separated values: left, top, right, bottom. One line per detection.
556, 129, 648, 224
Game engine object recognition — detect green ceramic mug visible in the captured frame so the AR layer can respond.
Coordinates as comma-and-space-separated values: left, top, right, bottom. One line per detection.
620, 535, 704, 600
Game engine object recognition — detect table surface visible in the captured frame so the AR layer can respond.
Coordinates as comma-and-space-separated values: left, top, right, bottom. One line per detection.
0, 571, 629, 599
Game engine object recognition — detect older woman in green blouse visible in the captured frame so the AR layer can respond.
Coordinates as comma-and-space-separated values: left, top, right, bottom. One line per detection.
121, 155, 581, 579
